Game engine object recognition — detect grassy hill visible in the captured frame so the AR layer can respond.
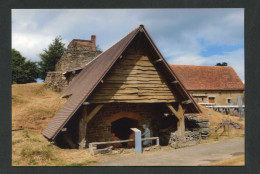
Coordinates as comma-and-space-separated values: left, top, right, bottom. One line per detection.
12, 83, 244, 166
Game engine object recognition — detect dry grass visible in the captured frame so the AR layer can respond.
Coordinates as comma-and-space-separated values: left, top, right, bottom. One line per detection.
12, 129, 97, 166
12, 83, 97, 166
208, 155, 245, 166
12, 83, 245, 166
12, 83, 67, 132
198, 105, 245, 142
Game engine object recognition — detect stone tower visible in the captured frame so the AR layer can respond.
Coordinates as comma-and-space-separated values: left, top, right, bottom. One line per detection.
44, 35, 102, 91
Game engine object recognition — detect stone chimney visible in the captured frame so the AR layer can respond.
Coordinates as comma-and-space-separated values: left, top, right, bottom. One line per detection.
91, 35, 96, 51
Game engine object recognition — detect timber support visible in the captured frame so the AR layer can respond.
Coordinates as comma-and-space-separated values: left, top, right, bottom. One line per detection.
166, 103, 186, 141
78, 104, 104, 149
78, 105, 87, 149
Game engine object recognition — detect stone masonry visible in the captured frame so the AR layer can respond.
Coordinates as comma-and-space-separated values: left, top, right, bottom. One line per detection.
44, 35, 102, 92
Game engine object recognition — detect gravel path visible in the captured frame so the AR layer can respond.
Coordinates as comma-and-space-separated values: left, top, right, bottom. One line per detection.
93, 137, 244, 166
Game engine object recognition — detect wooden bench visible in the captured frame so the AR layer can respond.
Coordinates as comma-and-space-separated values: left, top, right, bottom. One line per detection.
89, 137, 159, 154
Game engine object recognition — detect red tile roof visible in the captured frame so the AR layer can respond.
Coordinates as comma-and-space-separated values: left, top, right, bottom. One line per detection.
170, 65, 244, 91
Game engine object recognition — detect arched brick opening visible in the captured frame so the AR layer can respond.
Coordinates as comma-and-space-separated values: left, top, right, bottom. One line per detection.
109, 112, 141, 147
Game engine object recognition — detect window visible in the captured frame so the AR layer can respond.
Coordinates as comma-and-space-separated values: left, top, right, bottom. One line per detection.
227, 98, 231, 104
208, 97, 215, 103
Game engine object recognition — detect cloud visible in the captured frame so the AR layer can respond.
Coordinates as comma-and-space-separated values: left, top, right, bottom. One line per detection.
11, 9, 244, 81
166, 48, 244, 81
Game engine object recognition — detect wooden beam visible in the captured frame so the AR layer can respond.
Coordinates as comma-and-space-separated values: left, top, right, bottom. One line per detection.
171, 80, 178, 84
153, 59, 162, 63
83, 102, 90, 105
165, 103, 186, 140
165, 103, 184, 120
78, 105, 87, 149
181, 99, 192, 104
84, 104, 104, 123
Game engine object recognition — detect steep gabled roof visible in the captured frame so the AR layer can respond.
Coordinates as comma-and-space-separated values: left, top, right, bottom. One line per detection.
170, 65, 244, 91
42, 25, 200, 140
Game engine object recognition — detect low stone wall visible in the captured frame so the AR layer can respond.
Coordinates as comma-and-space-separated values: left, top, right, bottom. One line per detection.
168, 114, 210, 148
44, 72, 68, 92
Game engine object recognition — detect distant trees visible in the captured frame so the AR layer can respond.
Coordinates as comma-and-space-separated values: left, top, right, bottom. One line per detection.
12, 49, 39, 84
38, 36, 66, 79
216, 62, 228, 66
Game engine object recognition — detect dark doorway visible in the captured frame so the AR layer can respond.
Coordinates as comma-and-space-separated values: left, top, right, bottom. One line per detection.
159, 114, 179, 145
111, 117, 138, 140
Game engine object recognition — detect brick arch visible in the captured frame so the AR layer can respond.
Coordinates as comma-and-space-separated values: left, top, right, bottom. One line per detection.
109, 112, 141, 146
109, 112, 141, 123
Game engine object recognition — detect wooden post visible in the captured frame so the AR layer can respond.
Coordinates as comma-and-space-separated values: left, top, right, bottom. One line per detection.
78, 105, 87, 149
166, 103, 186, 142
78, 104, 104, 149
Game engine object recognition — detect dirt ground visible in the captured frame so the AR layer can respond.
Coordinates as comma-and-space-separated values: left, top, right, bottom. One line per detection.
12, 83, 245, 166
93, 137, 244, 166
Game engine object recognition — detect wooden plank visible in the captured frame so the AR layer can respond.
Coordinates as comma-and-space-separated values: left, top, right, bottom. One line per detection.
99, 83, 171, 89
90, 139, 134, 145
124, 55, 150, 61
90, 95, 176, 100
89, 137, 159, 145
116, 65, 156, 71
111, 69, 160, 75
96, 89, 174, 94
106, 76, 163, 81
88, 99, 177, 103
119, 59, 154, 66
108, 73, 162, 78
84, 104, 104, 123
104, 80, 165, 84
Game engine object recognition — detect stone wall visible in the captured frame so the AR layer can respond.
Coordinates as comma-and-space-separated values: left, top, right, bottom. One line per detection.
55, 44, 102, 72
44, 72, 68, 92
190, 90, 244, 105
44, 37, 102, 92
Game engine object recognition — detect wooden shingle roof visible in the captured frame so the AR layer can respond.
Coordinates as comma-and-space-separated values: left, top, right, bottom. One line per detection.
170, 65, 244, 91
42, 25, 201, 140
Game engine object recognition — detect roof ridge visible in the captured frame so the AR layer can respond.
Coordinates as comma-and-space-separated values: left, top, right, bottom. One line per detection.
82, 26, 141, 67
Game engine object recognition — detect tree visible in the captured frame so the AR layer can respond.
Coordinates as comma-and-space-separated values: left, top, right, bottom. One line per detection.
12, 49, 39, 84
38, 36, 66, 79
216, 62, 228, 66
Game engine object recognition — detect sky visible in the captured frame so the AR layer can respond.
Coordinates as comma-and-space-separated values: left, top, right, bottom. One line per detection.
12, 9, 244, 82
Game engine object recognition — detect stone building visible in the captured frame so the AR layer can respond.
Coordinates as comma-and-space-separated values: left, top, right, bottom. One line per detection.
170, 65, 244, 106
44, 35, 102, 91
42, 25, 207, 149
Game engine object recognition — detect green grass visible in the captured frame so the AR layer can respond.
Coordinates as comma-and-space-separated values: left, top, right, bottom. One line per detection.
20, 144, 55, 165
66, 160, 97, 166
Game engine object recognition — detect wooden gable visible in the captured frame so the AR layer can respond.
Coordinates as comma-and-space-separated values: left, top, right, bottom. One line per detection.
87, 33, 180, 103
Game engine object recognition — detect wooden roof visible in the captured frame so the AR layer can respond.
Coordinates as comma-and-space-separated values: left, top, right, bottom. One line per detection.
42, 25, 201, 140
170, 65, 244, 91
